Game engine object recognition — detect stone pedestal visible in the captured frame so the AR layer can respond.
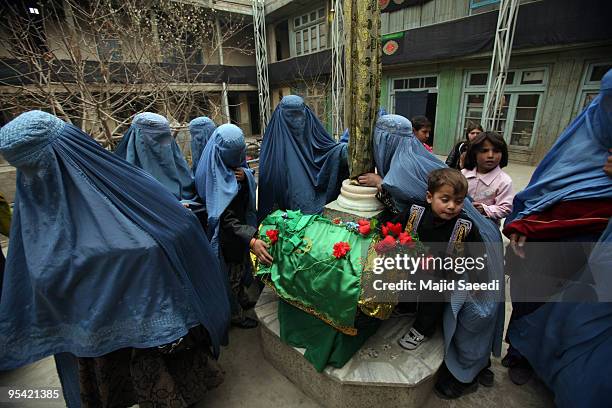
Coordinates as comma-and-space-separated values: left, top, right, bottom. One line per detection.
254, 180, 444, 407
255, 288, 444, 408
323, 179, 384, 222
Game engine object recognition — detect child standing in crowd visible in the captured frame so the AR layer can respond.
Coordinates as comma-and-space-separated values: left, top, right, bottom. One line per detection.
393, 168, 483, 351
462, 131, 514, 224
411, 115, 433, 152
446, 123, 483, 169
391, 168, 487, 398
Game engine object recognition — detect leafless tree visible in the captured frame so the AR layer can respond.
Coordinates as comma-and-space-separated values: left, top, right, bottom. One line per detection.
0, 0, 252, 147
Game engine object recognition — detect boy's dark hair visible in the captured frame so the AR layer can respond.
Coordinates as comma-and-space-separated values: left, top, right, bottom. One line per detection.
411, 115, 432, 131
465, 122, 484, 140
427, 168, 468, 197
463, 131, 509, 170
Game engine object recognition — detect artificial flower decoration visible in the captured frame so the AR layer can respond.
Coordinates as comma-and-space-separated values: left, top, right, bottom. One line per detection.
333, 241, 351, 259
374, 235, 397, 254
357, 219, 371, 236
382, 221, 402, 238
332, 218, 341, 224
398, 232, 415, 247
265, 229, 279, 245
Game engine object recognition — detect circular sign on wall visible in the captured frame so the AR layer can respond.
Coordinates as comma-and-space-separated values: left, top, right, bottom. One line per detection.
383, 40, 399, 55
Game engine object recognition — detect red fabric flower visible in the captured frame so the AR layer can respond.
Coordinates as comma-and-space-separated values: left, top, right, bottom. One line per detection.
358, 219, 370, 226
374, 235, 397, 254
333, 241, 351, 259
383, 222, 403, 238
332, 218, 341, 224
265, 229, 279, 245
358, 222, 371, 236
398, 232, 414, 247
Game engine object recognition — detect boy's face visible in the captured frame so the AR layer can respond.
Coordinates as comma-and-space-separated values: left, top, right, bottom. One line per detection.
426, 185, 465, 220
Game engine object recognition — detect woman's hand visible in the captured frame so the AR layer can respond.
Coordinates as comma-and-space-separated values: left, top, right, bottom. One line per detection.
234, 168, 245, 182
251, 239, 273, 265
357, 173, 383, 190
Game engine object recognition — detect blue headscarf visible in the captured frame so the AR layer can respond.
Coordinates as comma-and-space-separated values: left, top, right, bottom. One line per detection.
0, 111, 230, 406
195, 124, 257, 257
374, 114, 505, 383
115, 112, 196, 200
189, 116, 217, 173
506, 69, 612, 224
258, 95, 349, 220
505, 71, 612, 408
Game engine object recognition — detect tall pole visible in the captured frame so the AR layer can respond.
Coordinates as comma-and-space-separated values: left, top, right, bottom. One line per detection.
331, 0, 345, 140
482, 0, 519, 132
252, 0, 271, 133
344, 0, 381, 178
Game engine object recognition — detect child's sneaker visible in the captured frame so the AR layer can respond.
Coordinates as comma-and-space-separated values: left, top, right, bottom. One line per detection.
398, 327, 426, 350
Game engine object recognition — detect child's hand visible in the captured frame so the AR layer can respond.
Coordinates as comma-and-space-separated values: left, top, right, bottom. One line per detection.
234, 168, 245, 182
252, 239, 273, 265
509, 233, 527, 259
357, 173, 383, 190
473, 202, 486, 215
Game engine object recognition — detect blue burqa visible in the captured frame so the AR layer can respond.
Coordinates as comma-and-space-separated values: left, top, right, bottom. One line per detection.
195, 124, 257, 257
0, 111, 230, 407
505, 70, 612, 408
189, 116, 217, 173
373, 114, 505, 383
115, 112, 196, 200
258, 95, 348, 220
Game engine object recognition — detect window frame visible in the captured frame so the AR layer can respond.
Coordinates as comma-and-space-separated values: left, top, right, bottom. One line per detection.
574, 61, 612, 116
388, 74, 439, 114
470, 0, 500, 9
290, 6, 327, 57
459, 67, 548, 150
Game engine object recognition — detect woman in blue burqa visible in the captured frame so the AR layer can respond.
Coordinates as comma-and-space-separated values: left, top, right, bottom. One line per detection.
0, 111, 231, 408
257, 95, 349, 220
115, 112, 197, 202
358, 114, 505, 399
195, 124, 271, 329
189, 116, 216, 173
501, 70, 612, 407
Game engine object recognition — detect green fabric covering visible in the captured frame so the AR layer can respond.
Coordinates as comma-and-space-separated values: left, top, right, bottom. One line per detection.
278, 300, 381, 372
257, 210, 373, 332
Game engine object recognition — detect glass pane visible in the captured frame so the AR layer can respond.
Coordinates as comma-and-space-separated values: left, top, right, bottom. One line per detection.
516, 94, 539, 108
521, 70, 545, 84
302, 15, 308, 25
303, 31, 310, 53
425, 76, 437, 88
310, 12, 317, 21
583, 92, 598, 109
319, 8, 325, 18
590, 65, 612, 82
394, 79, 404, 89
294, 18, 300, 27
311, 27, 318, 51
408, 78, 420, 89
510, 121, 535, 147
514, 108, 537, 121
506, 71, 515, 84
469, 73, 488, 86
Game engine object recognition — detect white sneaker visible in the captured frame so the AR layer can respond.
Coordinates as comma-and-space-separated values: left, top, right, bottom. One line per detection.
398, 327, 426, 350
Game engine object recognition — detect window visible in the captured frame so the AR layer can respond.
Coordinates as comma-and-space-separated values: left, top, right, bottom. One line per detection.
461, 68, 547, 149
97, 38, 123, 62
470, 0, 499, 8
576, 62, 611, 113
292, 7, 327, 56
294, 83, 328, 120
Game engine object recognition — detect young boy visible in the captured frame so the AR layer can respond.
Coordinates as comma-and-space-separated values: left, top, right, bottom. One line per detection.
392, 168, 483, 350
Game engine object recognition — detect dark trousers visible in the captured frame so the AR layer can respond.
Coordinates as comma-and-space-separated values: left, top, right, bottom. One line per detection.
413, 301, 445, 337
